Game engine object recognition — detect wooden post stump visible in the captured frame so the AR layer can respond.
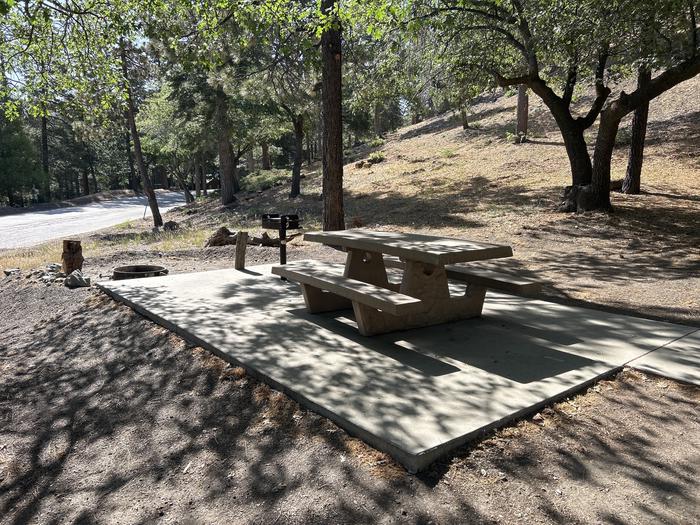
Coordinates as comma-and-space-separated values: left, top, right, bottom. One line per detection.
235, 231, 248, 270
61, 239, 84, 274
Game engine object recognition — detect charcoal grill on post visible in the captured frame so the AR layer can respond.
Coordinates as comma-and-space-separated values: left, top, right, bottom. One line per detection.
261, 214, 301, 271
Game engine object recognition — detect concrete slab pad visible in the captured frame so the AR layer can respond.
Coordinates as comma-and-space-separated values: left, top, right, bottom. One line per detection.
97, 266, 697, 471
629, 330, 700, 386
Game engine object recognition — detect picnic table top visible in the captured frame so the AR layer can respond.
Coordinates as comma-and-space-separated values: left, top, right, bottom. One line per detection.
304, 229, 513, 266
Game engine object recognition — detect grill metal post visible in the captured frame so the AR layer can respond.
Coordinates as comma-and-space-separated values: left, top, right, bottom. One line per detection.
261, 214, 300, 279
279, 217, 287, 265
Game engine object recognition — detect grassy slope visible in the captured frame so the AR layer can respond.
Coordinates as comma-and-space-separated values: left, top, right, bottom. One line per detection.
2, 76, 698, 321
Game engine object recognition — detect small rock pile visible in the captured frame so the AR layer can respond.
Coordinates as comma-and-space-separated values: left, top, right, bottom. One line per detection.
9, 263, 91, 289
29, 263, 66, 285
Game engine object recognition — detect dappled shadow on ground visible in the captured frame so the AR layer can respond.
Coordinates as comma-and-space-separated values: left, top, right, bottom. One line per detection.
527, 202, 699, 285
418, 371, 699, 523
1, 279, 698, 523
347, 175, 557, 230
464, 105, 558, 141
0, 293, 425, 524
642, 190, 700, 203
397, 114, 464, 141
643, 110, 700, 168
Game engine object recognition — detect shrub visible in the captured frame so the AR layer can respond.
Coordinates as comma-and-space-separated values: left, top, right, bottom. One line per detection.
440, 148, 458, 158
240, 169, 289, 192
368, 151, 385, 164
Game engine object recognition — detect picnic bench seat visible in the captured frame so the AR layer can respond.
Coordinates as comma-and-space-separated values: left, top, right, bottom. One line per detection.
272, 260, 426, 316
383, 256, 542, 296
274, 230, 533, 335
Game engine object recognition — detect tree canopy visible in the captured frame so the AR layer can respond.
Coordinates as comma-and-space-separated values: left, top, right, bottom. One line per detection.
0, 0, 698, 215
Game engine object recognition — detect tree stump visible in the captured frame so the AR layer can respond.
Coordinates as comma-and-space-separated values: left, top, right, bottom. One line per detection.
61, 240, 84, 274
235, 231, 248, 270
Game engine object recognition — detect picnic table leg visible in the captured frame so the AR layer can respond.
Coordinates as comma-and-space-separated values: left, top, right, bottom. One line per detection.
344, 249, 399, 290
353, 260, 487, 336
301, 283, 352, 313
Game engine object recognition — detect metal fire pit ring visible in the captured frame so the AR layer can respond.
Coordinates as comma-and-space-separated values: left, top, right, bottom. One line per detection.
113, 264, 168, 280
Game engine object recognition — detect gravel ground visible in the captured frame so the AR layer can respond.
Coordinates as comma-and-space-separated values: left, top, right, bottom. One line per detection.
1, 257, 698, 524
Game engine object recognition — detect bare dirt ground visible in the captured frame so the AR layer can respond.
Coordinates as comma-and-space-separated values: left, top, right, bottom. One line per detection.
1, 275, 698, 525
1, 77, 699, 523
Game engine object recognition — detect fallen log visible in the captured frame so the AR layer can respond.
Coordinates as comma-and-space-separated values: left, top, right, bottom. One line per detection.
205, 227, 302, 248
205, 227, 237, 247
247, 232, 303, 247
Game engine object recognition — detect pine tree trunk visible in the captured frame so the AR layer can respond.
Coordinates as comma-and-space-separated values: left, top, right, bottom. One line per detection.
373, 101, 382, 137
460, 108, 469, 129
199, 162, 207, 195
261, 142, 271, 169
321, 0, 345, 231
120, 40, 162, 227
246, 149, 255, 172
81, 169, 90, 196
622, 69, 652, 195
516, 85, 528, 143
87, 151, 98, 193
195, 157, 202, 197
290, 115, 304, 198
215, 89, 239, 204
124, 114, 138, 191
41, 114, 50, 200
219, 138, 237, 204
57, 173, 64, 199
174, 171, 194, 203
306, 132, 312, 166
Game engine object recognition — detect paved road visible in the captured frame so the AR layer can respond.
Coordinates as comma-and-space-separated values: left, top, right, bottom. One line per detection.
0, 191, 186, 250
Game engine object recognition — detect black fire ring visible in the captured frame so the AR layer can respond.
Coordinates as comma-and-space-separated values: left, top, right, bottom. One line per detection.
113, 265, 169, 280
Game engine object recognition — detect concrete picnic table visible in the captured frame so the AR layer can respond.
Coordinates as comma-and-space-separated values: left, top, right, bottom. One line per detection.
272, 229, 522, 336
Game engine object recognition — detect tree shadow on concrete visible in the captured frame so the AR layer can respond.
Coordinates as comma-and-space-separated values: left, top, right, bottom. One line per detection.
419, 370, 699, 523
0, 294, 447, 524
2, 274, 697, 523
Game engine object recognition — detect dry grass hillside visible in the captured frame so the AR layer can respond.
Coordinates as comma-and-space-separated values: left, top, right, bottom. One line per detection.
3, 76, 698, 322
203, 75, 699, 323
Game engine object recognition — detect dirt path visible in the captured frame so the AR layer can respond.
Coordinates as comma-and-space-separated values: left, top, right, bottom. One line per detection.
1, 268, 698, 525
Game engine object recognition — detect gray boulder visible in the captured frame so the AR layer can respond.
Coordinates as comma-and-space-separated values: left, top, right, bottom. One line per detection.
64, 269, 91, 289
